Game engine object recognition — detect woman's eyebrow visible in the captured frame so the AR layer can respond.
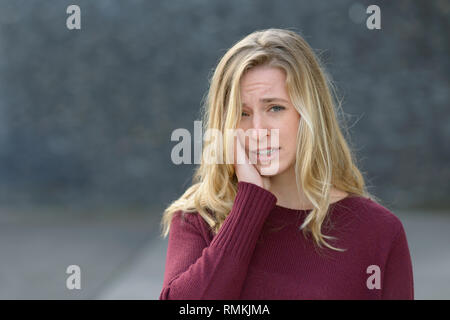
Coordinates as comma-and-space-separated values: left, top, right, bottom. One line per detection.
242, 97, 289, 106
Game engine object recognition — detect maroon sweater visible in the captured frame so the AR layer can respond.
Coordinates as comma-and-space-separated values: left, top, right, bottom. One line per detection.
159, 181, 414, 300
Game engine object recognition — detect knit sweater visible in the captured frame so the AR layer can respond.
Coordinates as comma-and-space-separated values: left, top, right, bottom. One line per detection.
159, 181, 414, 300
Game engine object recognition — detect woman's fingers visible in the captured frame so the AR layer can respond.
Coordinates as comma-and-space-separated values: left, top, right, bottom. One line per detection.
235, 130, 246, 165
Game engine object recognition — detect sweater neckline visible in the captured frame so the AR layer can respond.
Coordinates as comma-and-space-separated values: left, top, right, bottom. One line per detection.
273, 194, 354, 215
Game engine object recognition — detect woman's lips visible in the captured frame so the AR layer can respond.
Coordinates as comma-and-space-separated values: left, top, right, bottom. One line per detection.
250, 147, 281, 163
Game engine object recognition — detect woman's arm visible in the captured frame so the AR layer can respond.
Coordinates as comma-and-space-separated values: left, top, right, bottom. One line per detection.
381, 223, 414, 299
159, 181, 277, 300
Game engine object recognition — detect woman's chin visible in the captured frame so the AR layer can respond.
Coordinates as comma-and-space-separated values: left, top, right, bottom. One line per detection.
257, 161, 281, 176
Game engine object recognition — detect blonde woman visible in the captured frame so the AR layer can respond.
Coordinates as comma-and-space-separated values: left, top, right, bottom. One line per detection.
159, 28, 414, 300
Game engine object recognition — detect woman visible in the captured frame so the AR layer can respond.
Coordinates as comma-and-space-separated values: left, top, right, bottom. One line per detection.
159, 28, 414, 300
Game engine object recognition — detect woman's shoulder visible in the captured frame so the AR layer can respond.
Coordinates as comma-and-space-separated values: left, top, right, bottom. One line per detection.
172, 209, 203, 228
334, 195, 406, 240
171, 209, 215, 241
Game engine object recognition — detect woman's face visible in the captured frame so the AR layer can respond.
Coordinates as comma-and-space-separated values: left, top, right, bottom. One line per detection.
238, 65, 300, 176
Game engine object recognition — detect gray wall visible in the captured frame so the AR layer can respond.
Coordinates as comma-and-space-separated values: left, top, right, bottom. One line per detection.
0, 0, 448, 213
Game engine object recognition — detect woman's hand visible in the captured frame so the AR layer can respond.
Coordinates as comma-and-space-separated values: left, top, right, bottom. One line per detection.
233, 130, 272, 191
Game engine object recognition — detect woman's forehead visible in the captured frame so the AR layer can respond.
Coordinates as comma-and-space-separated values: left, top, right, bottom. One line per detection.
240, 67, 288, 102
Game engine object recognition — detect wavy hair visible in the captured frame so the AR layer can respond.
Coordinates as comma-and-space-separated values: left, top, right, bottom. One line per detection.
160, 28, 378, 252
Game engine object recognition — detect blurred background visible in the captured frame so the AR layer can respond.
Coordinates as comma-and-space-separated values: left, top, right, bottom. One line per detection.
0, 0, 448, 299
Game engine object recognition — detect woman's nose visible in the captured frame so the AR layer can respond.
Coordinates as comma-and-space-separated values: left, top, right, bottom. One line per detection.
250, 113, 270, 141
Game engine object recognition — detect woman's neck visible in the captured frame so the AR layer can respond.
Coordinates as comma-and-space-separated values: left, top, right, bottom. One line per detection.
267, 166, 348, 210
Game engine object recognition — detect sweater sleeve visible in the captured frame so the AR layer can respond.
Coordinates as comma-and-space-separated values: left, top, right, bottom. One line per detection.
381, 223, 414, 300
159, 181, 277, 300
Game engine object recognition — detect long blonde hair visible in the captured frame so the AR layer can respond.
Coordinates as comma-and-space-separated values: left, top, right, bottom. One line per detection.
160, 28, 378, 252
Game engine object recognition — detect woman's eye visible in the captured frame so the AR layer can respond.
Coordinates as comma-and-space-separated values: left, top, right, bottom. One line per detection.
270, 105, 285, 112
241, 106, 285, 117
